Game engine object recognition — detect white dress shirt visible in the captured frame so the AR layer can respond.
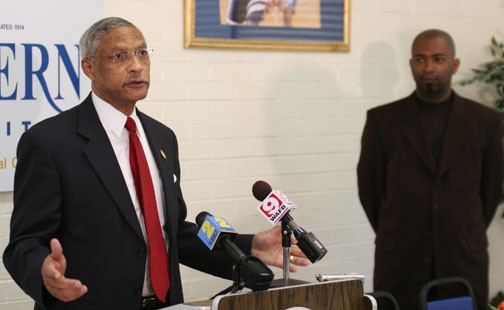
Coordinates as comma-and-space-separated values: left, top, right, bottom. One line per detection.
92, 92, 167, 297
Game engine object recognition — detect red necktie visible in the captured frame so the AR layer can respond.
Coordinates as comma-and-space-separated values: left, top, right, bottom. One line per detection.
125, 117, 170, 302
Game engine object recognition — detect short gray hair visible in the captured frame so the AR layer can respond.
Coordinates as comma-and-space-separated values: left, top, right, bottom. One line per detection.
79, 17, 139, 59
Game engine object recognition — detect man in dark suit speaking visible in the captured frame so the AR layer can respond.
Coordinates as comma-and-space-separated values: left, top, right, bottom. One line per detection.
357, 29, 503, 310
3, 17, 308, 310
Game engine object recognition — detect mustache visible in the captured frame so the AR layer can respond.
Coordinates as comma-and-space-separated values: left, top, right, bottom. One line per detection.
421, 75, 437, 81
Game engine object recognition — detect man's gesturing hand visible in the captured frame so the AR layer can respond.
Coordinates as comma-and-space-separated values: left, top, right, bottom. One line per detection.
41, 239, 88, 302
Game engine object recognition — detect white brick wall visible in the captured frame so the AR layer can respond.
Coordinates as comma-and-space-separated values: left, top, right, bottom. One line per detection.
1, 0, 503, 308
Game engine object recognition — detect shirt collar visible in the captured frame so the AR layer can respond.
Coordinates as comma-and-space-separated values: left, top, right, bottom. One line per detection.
92, 92, 142, 138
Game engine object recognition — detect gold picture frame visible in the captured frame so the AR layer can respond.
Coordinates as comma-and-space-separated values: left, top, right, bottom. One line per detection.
184, 0, 350, 52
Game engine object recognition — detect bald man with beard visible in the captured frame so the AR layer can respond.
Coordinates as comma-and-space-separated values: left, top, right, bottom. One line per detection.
357, 29, 503, 309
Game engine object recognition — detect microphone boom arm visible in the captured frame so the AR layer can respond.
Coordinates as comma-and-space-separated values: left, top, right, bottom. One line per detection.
218, 231, 274, 292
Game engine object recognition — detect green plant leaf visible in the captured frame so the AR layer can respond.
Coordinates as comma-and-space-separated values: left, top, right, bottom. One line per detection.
460, 36, 504, 124
461, 36, 504, 218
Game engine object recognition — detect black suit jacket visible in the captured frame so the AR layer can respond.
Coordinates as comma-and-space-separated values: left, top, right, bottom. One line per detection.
357, 92, 503, 310
3, 94, 253, 310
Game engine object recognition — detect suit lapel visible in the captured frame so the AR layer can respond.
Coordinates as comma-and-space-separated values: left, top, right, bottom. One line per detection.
437, 94, 469, 176
77, 95, 144, 241
401, 94, 437, 174
138, 114, 171, 185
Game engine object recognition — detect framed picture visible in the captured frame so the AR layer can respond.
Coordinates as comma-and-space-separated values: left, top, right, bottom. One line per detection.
184, 0, 350, 52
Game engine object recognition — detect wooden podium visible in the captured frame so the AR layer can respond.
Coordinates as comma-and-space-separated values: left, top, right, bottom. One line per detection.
163, 279, 367, 310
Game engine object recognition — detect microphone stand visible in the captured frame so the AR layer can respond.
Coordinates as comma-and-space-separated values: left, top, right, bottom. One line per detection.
270, 219, 309, 288
211, 262, 244, 298
230, 262, 245, 293
281, 219, 292, 284
211, 248, 274, 298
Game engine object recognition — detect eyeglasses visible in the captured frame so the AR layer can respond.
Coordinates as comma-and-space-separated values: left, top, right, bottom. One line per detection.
94, 48, 154, 65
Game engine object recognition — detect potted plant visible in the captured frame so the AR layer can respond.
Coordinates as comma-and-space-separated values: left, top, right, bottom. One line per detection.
460, 36, 504, 118
460, 36, 504, 219
488, 291, 504, 310
460, 37, 504, 310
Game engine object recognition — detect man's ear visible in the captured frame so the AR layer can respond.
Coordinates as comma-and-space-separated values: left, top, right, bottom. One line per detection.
81, 59, 95, 80
452, 58, 460, 75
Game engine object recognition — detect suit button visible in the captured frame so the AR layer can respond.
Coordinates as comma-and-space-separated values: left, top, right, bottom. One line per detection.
433, 203, 439, 210
138, 246, 147, 258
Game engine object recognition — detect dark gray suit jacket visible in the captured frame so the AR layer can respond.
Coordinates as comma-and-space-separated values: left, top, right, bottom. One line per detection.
3, 94, 253, 310
357, 92, 503, 310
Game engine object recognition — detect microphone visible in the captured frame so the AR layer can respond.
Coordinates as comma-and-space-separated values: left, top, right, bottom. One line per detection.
252, 180, 328, 263
196, 211, 238, 251
195, 211, 274, 291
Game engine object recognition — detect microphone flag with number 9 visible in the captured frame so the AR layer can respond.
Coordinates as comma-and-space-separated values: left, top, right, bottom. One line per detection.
257, 190, 297, 225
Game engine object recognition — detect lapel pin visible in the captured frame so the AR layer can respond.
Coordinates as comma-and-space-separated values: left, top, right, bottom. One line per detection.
160, 149, 167, 159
